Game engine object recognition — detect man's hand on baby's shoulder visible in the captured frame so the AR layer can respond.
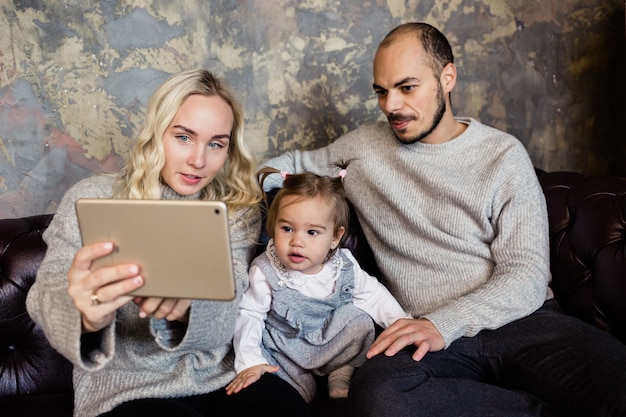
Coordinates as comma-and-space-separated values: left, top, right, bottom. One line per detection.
225, 364, 280, 395
367, 318, 445, 362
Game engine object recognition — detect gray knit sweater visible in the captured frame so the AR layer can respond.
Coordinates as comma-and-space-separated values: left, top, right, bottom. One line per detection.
261, 118, 552, 347
26, 174, 261, 417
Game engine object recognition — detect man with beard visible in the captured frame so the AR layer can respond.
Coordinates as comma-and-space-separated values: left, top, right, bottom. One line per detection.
260, 22, 626, 416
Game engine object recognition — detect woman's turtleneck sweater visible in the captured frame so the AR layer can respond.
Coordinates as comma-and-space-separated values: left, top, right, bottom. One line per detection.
260, 118, 552, 347
27, 174, 260, 417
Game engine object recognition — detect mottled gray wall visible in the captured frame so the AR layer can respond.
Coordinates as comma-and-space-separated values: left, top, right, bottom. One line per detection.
1, 0, 624, 218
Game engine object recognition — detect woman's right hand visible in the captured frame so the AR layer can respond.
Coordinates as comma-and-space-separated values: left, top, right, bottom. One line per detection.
67, 241, 144, 333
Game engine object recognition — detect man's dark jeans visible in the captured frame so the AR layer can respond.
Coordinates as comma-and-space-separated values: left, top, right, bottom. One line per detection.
349, 300, 626, 417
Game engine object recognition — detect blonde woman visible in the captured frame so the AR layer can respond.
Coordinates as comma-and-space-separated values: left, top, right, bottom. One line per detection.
27, 69, 310, 417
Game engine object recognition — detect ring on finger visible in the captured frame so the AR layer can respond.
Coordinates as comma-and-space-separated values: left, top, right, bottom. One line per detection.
90, 291, 100, 306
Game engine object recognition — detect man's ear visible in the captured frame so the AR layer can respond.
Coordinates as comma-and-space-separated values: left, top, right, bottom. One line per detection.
440, 62, 457, 93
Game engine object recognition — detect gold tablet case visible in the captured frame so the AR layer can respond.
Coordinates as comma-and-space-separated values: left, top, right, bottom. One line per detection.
75, 199, 235, 300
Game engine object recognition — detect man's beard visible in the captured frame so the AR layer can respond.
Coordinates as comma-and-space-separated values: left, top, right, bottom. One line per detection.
389, 83, 446, 144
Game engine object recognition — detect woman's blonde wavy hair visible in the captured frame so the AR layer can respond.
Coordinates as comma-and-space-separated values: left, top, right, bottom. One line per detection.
112, 69, 261, 213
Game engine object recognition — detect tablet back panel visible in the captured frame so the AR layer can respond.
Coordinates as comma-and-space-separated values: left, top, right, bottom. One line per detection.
75, 199, 235, 300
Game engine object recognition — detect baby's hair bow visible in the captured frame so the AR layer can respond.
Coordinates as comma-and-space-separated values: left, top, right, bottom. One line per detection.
337, 169, 347, 179
280, 171, 289, 179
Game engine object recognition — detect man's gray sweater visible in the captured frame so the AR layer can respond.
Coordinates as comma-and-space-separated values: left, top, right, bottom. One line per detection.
261, 118, 552, 347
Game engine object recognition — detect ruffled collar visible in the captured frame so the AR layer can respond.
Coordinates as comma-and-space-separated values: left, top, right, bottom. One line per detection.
266, 239, 343, 289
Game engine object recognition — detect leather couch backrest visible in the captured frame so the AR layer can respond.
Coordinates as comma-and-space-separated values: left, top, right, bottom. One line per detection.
0, 215, 73, 398
537, 170, 626, 343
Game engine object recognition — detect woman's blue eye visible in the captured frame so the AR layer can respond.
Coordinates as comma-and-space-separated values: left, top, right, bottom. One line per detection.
176, 135, 191, 143
208, 142, 224, 149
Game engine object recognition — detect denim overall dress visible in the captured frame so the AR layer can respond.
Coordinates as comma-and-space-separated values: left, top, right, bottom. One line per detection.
252, 247, 375, 403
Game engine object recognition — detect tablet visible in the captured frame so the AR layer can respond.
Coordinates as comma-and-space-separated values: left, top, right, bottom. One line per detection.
75, 199, 235, 300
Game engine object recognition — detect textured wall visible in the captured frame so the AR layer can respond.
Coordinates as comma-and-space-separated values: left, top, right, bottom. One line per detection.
1, 0, 624, 218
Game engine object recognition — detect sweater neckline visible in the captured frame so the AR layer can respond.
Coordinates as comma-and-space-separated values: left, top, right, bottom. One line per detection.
399, 117, 475, 154
160, 184, 202, 200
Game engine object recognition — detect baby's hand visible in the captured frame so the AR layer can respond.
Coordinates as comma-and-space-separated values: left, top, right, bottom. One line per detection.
225, 364, 280, 395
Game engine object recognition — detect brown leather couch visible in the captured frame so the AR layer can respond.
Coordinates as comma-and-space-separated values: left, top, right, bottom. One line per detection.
2, 169, 625, 417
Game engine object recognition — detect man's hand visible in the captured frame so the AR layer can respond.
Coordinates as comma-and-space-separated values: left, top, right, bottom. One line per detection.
367, 318, 445, 361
